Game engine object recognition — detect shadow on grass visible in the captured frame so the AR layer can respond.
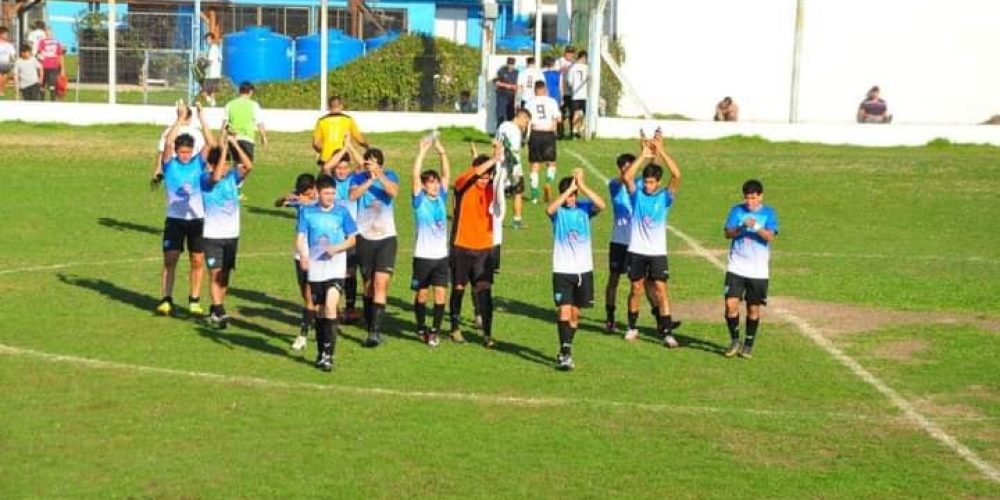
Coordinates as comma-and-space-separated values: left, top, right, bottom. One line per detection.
247, 205, 296, 220
97, 217, 161, 235
57, 274, 305, 361
230, 287, 301, 313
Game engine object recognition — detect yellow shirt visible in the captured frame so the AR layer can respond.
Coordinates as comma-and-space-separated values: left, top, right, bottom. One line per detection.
313, 112, 362, 161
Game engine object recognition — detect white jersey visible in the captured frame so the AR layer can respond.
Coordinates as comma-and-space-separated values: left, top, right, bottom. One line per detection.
566, 62, 589, 100
496, 121, 523, 153
491, 164, 508, 246
0, 42, 15, 67
525, 95, 561, 132
206, 44, 222, 79
517, 67, 544, 103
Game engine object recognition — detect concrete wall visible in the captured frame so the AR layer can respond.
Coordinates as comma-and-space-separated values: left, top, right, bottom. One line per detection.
614, 0, 1000, 124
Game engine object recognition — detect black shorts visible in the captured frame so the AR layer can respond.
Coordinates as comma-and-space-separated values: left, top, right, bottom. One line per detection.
505, 175, 525, 196
528, 131, 557, 163
204, 237, 239, 271
346, 248, 359, 271
411, 257, 449, 290
162, 217, 205, 254
42, 68, 59, 88
571, 100, 587, 114
724, 272, 769, 305
228, 140, 255, 162
451, 247, 495, 287
294, 258, 308, 286
627, 253, 669, 282
310, 279, 344, 306
356, 236, 397, 279
552, 272, 595, 308
491, 245, 502, 273
608, 242, 630, 274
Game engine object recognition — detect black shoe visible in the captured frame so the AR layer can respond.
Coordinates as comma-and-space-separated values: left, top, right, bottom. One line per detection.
316, 353, 334, 372
362, 333, 381, 348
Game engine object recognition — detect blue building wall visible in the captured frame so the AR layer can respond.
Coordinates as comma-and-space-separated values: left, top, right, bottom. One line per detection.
47, 1, 128, 53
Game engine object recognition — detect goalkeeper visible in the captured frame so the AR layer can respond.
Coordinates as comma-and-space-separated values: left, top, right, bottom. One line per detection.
495, 108, 531, 229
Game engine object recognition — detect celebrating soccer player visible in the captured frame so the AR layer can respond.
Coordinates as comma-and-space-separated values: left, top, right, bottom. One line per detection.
409, 136, 451, 346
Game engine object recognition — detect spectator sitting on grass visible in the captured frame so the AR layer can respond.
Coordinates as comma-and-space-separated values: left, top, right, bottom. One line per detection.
857, 86, 892, 123
714, 96, 739, 121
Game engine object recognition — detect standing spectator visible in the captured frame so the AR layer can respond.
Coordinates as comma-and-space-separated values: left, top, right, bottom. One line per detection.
13, 43, 41, 101
0, 27, 15, 97
199, 32, 223, 106
35, 28, 63, 101
27, 21, 45, 55
722, 180, 779, 359
556, 46, 576, 139
312, 95, 368, 166
714, 96, 739, 121
516, 56, 543, 109
455, 90, 477, 113
224, 82, 268, 162
565, 51, 589, 139
493, 56, 518, 128
857, 85, 892, 123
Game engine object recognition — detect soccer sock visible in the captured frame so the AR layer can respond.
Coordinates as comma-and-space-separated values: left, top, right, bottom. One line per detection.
326, 317, 339, 355
432, 304, 445, 332
605, 304, 615, 323
726, 316, 740, 341
414, 300, 427, 331
162, 295, 173, 304
557, 320, 572, 354
627, 310, 639, 330
745, 318, 760, 348
545, 166, 556, 182
345, 277, 357, 309
659, 314, 674, 336
529, 171, 539, 190
314, 317, 329, 353
300, 307, 312, 331
472, 290, 481, 317
476, 288, 494, 337
188, 295, 199, 304
363, 296, 374, 329
651, 306, 660, 319
372, 303, 386, 335
216, 304, 227, 316
449, 288, 465, 331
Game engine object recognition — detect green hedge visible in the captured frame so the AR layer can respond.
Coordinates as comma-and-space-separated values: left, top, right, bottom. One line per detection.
226, 34, 480, 112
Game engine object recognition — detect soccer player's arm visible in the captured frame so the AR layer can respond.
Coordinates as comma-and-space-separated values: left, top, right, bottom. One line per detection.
320, 147, 349, 177
412, 138, 431, 196
350, 120, 369, 149
723, 207, 743, 239
254, 103, 268, 149
654, 142, 681, 194
227, 134, 254, 179
436, 138, 451, 188
552, 100, 563, 124
329, 213, 358, 255
311, 119, 324, 154
755, 208, 778, 242
546, 176, 576, 216
160, 104, 184, 165
378, 169, 400, 198
295, 230, 309, 271
622, 141, 653, 194
576, 172, 606, 213
492, 159, 507, 216
471, 140, 503, 178
196, 102, 216, 160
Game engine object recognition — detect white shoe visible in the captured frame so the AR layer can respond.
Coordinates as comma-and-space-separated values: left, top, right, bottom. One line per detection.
291, 334, 307, 351
624, 328, 639, 342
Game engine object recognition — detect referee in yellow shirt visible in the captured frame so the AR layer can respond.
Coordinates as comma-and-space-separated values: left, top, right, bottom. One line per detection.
312, 95, 369, 165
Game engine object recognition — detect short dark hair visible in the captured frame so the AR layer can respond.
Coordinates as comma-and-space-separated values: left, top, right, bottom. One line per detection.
534, 80, 547, 91
577, 50, 588, 59
239, 81, 255, 94
364, 148, 384, 166
174, 133, 195, 150
0, 27, 8, 36
34, 21, 46, 30
616, 153, 636, 169
542, 56, 554, 67
506, 56, 516, 65
315, 177, 335, 192
294, 173, 316, 194
472, 154, 492, 167
558, 176, 574, 194
206, 145, 224, 166
328, 95, 343, 107
20, 43, 32, 54
742, 179, 764, 195
515, 107, 531, 119
526, 56, 535, 65
642, 164, 663, 181
564, 46, 576, 54
420, 170, 441, 184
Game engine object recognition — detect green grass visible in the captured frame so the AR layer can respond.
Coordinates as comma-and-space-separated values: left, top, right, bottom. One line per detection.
0, 123, 997, 497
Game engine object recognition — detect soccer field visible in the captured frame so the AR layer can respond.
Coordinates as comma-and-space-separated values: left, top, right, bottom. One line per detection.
1, 122, 997, 497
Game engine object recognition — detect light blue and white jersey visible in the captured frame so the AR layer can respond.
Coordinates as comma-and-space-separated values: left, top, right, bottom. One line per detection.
628, 188, 674, 256
725, 203, 779, 279
163, 156, 206, 220
332, 174, 358, 220
412, 187, 449, 259
297, 204, 358, 282
608, 178, 632, 245
350, 169, 399, 240
550, 200, 597, 274
287, 198, 318, 260
200, 169, 242, 239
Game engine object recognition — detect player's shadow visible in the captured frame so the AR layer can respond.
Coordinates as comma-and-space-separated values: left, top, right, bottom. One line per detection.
247, 205, 295, 220
499, 297, 609, 336
57, 274, 303, 360
634, 326, 729, 356
97, 217, 161, 235
230, 287, 301, 313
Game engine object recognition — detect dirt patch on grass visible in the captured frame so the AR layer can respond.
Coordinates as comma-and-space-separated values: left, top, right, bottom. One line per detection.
672, 296, 999, 338
871, 339, 929, 363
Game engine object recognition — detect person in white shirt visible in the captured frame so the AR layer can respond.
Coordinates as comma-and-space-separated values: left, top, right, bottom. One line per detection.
524, 80, 562, 204
495, 108, 530, 228
565, 51, 590, 139
0, 27, 16, 97
27, 21, 46, 56
199, 32, 223, 106
516, 56, 544, 109
556, 46, 576, 139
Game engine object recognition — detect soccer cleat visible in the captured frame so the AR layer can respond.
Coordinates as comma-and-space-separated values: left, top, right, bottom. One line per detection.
663, 335, 680, 349
474, 315, 484, 330
512, 219, 525, 230
315, 353, 334, 372
739, 345, 754, 359
418, 329, 429, 344
427, 332, 441, 347
208, 312, 229, 329
624, 328, 639, 342
450, 329, 466, 344
723, 340, 741, 358
155, 300, 173, 316
362, 333, 381, 348
291, 334, 308, 352
556, 353, 575, 371
482, 335, 497, 349
188, 302, 205, 316
604, 320, 617, 333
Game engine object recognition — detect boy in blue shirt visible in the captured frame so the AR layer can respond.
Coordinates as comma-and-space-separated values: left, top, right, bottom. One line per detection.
410, 137, 451, 346
274, 174, 318, 350
546, 169, 605, 370
296, 177, 358, 371
722, 180, 779, 359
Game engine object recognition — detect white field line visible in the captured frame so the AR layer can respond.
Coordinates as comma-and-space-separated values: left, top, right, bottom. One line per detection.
0, 342, 962, 424
566, 146, 1000, 483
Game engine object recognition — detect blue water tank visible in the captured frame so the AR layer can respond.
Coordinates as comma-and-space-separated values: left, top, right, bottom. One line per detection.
364, 31, 399, 52
223, 26, 293, 84
295, 29, 365, 79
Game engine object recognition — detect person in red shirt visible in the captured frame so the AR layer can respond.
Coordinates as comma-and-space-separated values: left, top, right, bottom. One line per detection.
448, 140, 502, 347
35, 29, 63, 101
